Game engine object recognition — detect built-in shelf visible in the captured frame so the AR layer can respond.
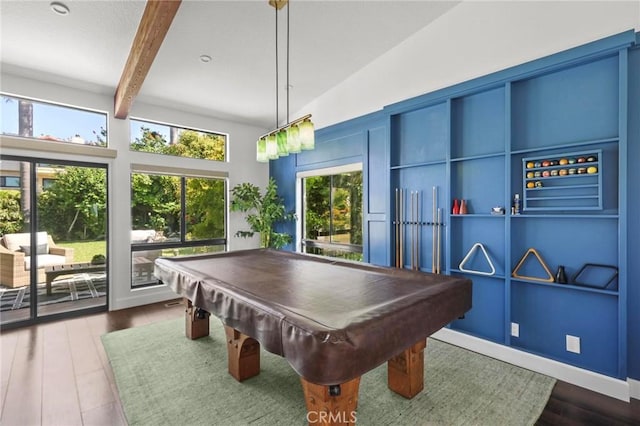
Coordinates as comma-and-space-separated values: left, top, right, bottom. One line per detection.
450, 214, 505, 218
510, 213, 618, 219
510, 277, 618, 296
510, 137, 618, 155
450, 269, 506, 280
450, 152, 505, 163
390, 159, 447, 170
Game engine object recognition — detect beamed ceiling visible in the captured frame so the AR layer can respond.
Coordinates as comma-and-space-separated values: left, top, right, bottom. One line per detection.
0, 0, 460, 128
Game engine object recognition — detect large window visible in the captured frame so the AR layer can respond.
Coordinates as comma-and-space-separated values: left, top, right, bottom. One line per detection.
130, 172, 226, 288
130, 118, 226, 161
1, 94, 107, 146
301, 166, 363, 261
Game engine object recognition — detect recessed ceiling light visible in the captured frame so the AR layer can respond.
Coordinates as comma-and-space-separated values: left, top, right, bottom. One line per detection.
50, 1, 70, 15
199, 55, 212, 63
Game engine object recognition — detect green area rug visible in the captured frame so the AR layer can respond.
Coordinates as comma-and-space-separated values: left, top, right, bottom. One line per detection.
102, 318, 555, 426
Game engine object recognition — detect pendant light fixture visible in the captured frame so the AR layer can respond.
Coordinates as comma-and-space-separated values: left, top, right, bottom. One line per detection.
257, 0, 314, 162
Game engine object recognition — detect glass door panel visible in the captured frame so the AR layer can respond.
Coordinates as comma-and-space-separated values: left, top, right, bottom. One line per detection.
0, 160, 32, 324
35, 162, 107, 317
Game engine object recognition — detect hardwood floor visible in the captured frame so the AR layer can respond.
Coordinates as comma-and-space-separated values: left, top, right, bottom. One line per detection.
1, 300, 638, 425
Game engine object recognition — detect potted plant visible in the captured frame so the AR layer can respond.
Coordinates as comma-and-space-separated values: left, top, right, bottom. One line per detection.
230, 177, 296, 249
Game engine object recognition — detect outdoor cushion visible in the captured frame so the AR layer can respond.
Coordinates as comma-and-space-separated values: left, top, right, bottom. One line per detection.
3, 231, 48, 252
131, 229, 156, 243
20, 244, 49, 256
24, 254, 67, 270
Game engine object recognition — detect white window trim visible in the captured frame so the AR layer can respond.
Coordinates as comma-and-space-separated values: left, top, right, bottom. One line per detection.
0, 135, 117, 158
130, 163, 228, 179
295, 162, 362, 253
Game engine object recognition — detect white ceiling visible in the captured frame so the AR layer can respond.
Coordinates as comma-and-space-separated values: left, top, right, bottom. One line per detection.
0, 0, 460, 128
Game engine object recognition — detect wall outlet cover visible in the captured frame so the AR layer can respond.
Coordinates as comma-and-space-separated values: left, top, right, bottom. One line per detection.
566, 335, 581, 354
511, 322, 519, 337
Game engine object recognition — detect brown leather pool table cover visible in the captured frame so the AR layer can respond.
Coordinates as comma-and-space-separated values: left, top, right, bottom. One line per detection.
154, 249, 471, 385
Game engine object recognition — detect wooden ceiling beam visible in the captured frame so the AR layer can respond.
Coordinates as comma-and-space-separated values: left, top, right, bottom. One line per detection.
114, 0, 182, 119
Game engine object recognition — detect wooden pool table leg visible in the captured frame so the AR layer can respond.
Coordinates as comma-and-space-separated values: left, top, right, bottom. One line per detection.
300, 376, 360, 426
224, 326, 261, 381
387, 339, 427, 398
184, 298, 210, 340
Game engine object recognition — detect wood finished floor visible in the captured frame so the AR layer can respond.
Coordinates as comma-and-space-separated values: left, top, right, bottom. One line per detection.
1, 300, 638, 425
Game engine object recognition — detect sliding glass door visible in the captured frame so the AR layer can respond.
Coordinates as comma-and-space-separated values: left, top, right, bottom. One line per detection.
0, 156, 108, 327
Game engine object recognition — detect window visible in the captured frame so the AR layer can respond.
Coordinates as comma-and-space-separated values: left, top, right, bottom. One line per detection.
41, 178, 56, 190
301, 166, 363, 261
130, 172, 226, 288
1, 94, 107, 146
130, 119, 226, 161
0, 176, 20, 188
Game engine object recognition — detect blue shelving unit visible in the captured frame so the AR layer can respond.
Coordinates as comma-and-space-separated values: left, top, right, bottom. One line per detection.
385, 35, 631, 379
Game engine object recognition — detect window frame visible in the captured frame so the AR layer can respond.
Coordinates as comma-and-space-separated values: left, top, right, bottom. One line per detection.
0, 92, 109, 147
129, 169, 228, 288
0, 176, 20, 188
297, 163, 363, 258
129, 117, 228, 162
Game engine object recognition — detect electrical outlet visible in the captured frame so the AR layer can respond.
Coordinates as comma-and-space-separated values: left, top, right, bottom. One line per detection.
566, 335, 581, 354
511, 322, 519, 338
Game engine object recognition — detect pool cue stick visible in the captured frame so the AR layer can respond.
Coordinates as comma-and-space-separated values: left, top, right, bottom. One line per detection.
400, 188, 404, 269
411, 191, 415, 270
413, 191, 419, 269
416, 190, 420, 270
410, 191, 413, 269
413, 191, 420, 269
432, 186, 436, 273
436, 208, 442, 274
395, 188, 399, 268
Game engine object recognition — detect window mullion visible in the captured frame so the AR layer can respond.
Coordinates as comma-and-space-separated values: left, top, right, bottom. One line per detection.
180, 177, 186, 243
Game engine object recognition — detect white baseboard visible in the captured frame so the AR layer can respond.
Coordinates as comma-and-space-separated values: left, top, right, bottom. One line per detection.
432, 328, 631, 402
629, 378, 640, 400
110, 286, 178, 311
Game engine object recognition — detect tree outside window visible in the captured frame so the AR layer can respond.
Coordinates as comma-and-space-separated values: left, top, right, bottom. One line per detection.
302, 170, 362, 261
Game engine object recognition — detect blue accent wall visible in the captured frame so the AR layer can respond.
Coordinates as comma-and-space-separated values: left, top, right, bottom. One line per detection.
270, 30, 640, 382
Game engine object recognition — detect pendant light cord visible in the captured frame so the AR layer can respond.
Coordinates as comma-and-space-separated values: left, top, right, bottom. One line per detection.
286, 1, 290, 124
275, 5, 279, 128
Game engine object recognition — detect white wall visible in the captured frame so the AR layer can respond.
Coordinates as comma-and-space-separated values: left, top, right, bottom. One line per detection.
1, 72, 268, 310
299, 1, 640, 129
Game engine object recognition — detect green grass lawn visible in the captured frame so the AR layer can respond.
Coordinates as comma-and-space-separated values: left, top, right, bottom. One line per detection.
58, 240, 106, 263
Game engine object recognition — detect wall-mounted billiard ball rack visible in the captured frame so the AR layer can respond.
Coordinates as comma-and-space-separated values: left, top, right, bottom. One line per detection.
522, 149, 602, 211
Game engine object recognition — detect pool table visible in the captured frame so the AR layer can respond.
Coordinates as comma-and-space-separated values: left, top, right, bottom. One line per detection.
155, 249, 472, 425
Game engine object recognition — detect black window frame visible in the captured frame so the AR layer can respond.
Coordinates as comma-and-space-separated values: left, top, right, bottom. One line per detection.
300, 170, 363, 258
